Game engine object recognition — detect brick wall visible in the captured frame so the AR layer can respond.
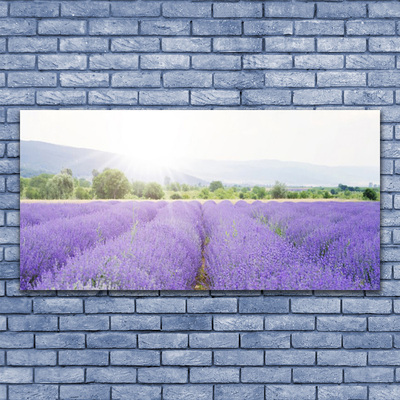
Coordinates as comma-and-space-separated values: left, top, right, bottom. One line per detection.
0, 1, 399, 399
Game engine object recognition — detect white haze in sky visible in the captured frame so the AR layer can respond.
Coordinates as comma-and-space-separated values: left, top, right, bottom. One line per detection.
21, 110, 380, 169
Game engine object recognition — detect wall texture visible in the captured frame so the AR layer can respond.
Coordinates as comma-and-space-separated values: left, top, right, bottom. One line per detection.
0, 0, 399, 399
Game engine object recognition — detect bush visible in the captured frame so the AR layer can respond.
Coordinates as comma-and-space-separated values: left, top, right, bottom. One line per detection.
363, 188, 377, 201
170, 193, 182, 200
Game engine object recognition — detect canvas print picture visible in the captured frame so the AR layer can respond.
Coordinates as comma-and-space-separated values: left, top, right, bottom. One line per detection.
20, 110, 380, 291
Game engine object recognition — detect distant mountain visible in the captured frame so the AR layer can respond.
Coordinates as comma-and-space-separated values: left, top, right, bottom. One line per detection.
176, 159, 380, 187
21, 141, 379, 187
20, 141, 207, 186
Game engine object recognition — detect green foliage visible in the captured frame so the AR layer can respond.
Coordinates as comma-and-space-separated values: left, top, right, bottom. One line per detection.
287, 191, 299, 199
144, 182, 164, 200
209, 180, 224, 192
75, 186, 92, 200
198, 188, 210, 199
170, 193, 182, 200
363, 188, 378, 201
92, 169, 130, 199
253, 186, 267, 199
46, 173, 74, 199
270, 181, 287, 199
132, 180, 146, 198
61, 168, 73, 176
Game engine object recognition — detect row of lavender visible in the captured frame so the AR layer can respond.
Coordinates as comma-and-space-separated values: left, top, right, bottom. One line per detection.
203, 201, 380, 290
20, 200, 380, 291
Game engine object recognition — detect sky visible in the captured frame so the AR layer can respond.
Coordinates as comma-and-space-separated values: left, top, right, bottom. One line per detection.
21, 110, 380, 169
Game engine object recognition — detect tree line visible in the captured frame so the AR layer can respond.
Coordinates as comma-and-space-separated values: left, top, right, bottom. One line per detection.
20, 168, 379, 202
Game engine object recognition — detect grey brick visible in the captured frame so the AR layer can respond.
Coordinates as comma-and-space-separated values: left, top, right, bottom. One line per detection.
89, 19, 138, 35
138, 367, 187, 383
111, 38, 160, 53
90, 54, 138, 70
0, 54, 35, 70
193, 20, 241, 36
295, 20, 344, 36
215, 385, 264, 400
347, 20, 395, 36
59, 350, 109, 366
62, 2, 110, 17
318, 72, 366, 87
140, 90, 188, 106
345, 89, 393, 105
37, 90, 86, 105
86, 367, 136, 383
370, 38, 400, 53
87, 332, 137, 349
265, 37, 314, 52
293, 367, 342, 383
111, 315, 160, 330
163, 71, 211, 88
33, 298, 82, 314
346, 55, 395, 70
214, 316, 263, 331
292, 333, 341, 349
141, 55, 189, 70
369, 350, 400, 366
214, 350, 263, 366
110, 350, 159, 366
9, 37, 57, 53
242, 90, 291, 106
242, 367, 291, 383
265, 385, 315, 400
139, 333, 187, 349
9, 385, 58, 400
8, 315, 57, 331
213, 3, 262, 18
191, 90, 239, 106
0, 19, 36, 36
343, 299, 392, 314
0, 333, 33, 348
265, 350, 315, 366
317, 3, 366, 19
60, 385, 110, 400
190, 367, 239, 383
265, 3, 314, 18
295, 55, 344, 70
318, 385, 367, 400
35, 367, 84, 383
318, 350, 366, 366
241, 332, 290, 349
370, 3, 400, 18
141, 21, 189, 36
112, 385, 161, 400
292, 298, 341, 313
85, 298, 135, 313
10, 2, 58, 17
214, 38, 262, 53
163, 385, 212, 400
239, 297, 288, 313
162, 38, 211, 53
343, 333, 392, 349
370, 386, 400, 400
162, 350, 211, 366
189, 333, 238, 348
112, 2, 159, 17
39, 20, 86, 35
7, 349, 56, 366
89, 90, 138, 105
0, 368, 32, 383
60, 72, 109, 88
163, 2, 210, 18
317, 316, 366, 331
265, 315, 314, 331
345, 367, 393, 383
369, 316, 400, 331
38, 54, 87, 70
265, 72, 315, 88
244, 21, 292, 36
60, 315, 109, 331
162, 315, 211, 331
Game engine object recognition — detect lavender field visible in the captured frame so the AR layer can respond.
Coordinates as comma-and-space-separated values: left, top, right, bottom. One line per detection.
20, 200, 380, 291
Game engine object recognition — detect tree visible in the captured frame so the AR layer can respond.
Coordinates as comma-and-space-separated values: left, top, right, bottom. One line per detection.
164, 176, 171, 187
29, 173, 54, 198
75, 186, 92, 200
61, 168, 73, 176
363, 188, 377, 201
92, 169, 100, 178
132, 181, 146, 198
254, 186, 267, 199
46, 173, 74, 199
270, 181, 287, 199
92, 169, 130, 199
209, 181, 224, 192
170, 193, 182, 200
144, 182, 164, 200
